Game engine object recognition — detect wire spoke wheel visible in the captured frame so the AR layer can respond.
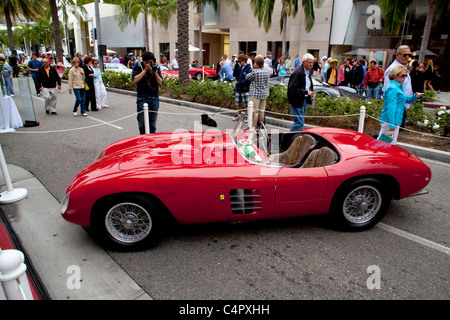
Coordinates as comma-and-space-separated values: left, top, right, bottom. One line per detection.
105, 202, 152, 244
342, 186, 382, 224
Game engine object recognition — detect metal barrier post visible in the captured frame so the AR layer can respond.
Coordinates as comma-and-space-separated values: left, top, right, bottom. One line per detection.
0, 144, 27, 204
0, 248, 34, 300
358, 105, 366, 133
143, 103, 150, 134
248, 100, 253, 129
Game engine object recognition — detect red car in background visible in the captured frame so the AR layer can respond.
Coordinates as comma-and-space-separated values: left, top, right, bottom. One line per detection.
189, 63, 218, 80
158, 65, 179, 79
158, 64, 218, 80
61, 121, 431, 251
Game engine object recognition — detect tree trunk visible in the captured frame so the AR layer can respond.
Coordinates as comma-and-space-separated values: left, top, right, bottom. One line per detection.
177, 0, 190, 87
282, 13, 287, 57
5, 7, 16, 52
418, 0, 436, 64
199, 11, 203, 66
50, 0, 64, 63
144, 14, 150, 52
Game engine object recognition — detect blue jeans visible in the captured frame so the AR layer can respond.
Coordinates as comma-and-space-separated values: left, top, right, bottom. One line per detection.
31, 74, 40, 95
290, 101, 307, 132
3, 75, 14, 95
137, 96, 159, 134
365, 84, 380, 100
73, 88, 86, 114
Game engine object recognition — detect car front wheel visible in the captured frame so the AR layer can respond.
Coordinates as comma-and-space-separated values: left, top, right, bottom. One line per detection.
195, 72, 202, 80
92, 194, 161, 251
331, 178, 391, 231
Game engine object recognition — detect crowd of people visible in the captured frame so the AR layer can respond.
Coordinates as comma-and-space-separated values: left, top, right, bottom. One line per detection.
1, 45, 443, 143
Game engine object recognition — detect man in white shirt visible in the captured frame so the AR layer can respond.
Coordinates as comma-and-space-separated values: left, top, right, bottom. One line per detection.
171, 55, 179, 71
383, 45, 413, 127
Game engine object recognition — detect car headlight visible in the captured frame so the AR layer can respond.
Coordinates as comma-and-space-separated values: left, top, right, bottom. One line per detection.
61, 192, 70, 215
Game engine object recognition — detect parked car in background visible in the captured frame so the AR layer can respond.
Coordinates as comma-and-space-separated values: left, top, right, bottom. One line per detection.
158, 64, 179, 79
104, 63, 132, 74
268, 75, 363, 100
189, 64, 218, 80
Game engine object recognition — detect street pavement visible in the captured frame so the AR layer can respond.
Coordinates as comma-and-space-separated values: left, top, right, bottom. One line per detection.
0, 77, 449, 300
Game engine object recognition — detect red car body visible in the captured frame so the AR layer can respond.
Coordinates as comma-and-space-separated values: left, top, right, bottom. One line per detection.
61, 127, 431, 250
158, 64, 217, 80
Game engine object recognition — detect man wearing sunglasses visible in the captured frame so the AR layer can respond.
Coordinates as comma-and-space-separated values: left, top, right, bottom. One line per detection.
382, 45, 413, 128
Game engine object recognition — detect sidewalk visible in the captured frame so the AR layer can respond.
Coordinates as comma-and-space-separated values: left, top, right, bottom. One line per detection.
0, 164, 151, 300
423, 91, 450, 109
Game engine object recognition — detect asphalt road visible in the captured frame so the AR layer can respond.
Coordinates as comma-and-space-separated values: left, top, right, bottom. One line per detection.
1, 77, 449, 300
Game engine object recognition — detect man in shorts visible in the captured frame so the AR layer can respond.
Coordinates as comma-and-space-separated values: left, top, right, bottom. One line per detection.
245, 55, 270, 129
233, 54, 252, 121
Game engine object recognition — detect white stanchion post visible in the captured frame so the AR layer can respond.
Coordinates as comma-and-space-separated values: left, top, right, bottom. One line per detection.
248, 100, 253, 130
0, 85, 15, 134
358, 105, 366, 133
0, 248, 34, 300
0, 144, 27, 204
143, 103, 150, 134
202, 66, 205, 82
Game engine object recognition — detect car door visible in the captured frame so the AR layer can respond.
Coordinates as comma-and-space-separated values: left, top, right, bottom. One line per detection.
275, 166, 329, 217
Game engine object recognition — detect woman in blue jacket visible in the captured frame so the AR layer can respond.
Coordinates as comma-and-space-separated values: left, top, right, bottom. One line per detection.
378, 65, 423, 144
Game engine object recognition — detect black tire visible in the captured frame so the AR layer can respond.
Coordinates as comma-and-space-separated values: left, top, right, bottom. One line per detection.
330, 178, 391, 231
195, 72, 202, 80
91, 194, 162, 251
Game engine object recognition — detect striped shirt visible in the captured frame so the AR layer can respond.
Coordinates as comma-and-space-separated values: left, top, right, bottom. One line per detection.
245, 68, 270, 99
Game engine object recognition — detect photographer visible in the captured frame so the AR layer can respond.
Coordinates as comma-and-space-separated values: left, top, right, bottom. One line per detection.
132, 51, 163, 134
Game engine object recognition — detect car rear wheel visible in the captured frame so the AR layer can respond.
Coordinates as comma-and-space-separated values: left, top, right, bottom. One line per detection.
331, 178, 391, 231
92, 194, 161, 251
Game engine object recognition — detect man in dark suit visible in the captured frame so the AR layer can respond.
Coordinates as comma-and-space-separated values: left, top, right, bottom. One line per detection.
287, 53, 315, 131
37, 58, 62, 115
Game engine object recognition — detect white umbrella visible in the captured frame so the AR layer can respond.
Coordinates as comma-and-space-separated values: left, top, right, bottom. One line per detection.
413, 49, 436, 56
175, 45, 205, 52
106, 49, 117, 54
46, 50, 56, 55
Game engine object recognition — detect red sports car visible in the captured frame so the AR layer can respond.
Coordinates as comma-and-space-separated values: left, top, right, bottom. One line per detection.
61, 122, 431, 250
189, 63, 218, 80
158, 64, 217, 80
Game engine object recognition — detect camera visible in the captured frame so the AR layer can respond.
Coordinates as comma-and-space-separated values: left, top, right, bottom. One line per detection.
149, 61, 157, 70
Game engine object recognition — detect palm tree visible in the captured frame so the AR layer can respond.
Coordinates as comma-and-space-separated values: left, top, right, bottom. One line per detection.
49, 0, 65, 63
250, 0, 324, 57
117, 0, 176, 52
193, 0, 239, 66
177, 0, 190, 87
378, 0, 450, 64
0, 0, 45, 52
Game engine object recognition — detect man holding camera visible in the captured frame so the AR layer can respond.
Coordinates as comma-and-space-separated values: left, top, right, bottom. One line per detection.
132, 51, 163, 134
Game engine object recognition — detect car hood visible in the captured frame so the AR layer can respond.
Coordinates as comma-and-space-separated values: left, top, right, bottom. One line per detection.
107, 132, 239, 171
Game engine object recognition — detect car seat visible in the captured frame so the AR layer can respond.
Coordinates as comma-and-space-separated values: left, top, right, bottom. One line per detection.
300, 147, 336, 168
270, 134, 317, 165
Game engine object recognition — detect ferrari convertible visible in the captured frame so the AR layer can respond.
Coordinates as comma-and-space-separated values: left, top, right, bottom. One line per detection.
61, 121, 431, 250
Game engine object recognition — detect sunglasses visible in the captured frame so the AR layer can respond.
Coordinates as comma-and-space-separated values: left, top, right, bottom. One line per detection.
401, 53, 412, 57
401, 74, 408, 78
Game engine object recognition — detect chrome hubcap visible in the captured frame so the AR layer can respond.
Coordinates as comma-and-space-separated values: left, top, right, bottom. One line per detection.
343, 186, 382, 224
105, 202, 152, 243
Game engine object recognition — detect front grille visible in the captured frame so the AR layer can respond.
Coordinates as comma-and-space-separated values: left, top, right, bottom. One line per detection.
230, 189, 262, 214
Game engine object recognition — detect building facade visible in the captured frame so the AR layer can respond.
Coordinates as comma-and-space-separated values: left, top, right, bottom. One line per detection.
71, 0, 448, 88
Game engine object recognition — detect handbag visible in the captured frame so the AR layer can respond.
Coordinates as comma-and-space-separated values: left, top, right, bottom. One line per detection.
368, 81, 378, 88
84, 82, 89, 90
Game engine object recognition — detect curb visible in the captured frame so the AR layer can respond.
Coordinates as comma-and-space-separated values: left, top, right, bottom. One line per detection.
105, 86, 450, 164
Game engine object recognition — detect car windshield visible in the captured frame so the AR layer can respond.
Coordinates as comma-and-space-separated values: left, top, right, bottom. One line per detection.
312, 76, 331, 87
231, 118, 272, 165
